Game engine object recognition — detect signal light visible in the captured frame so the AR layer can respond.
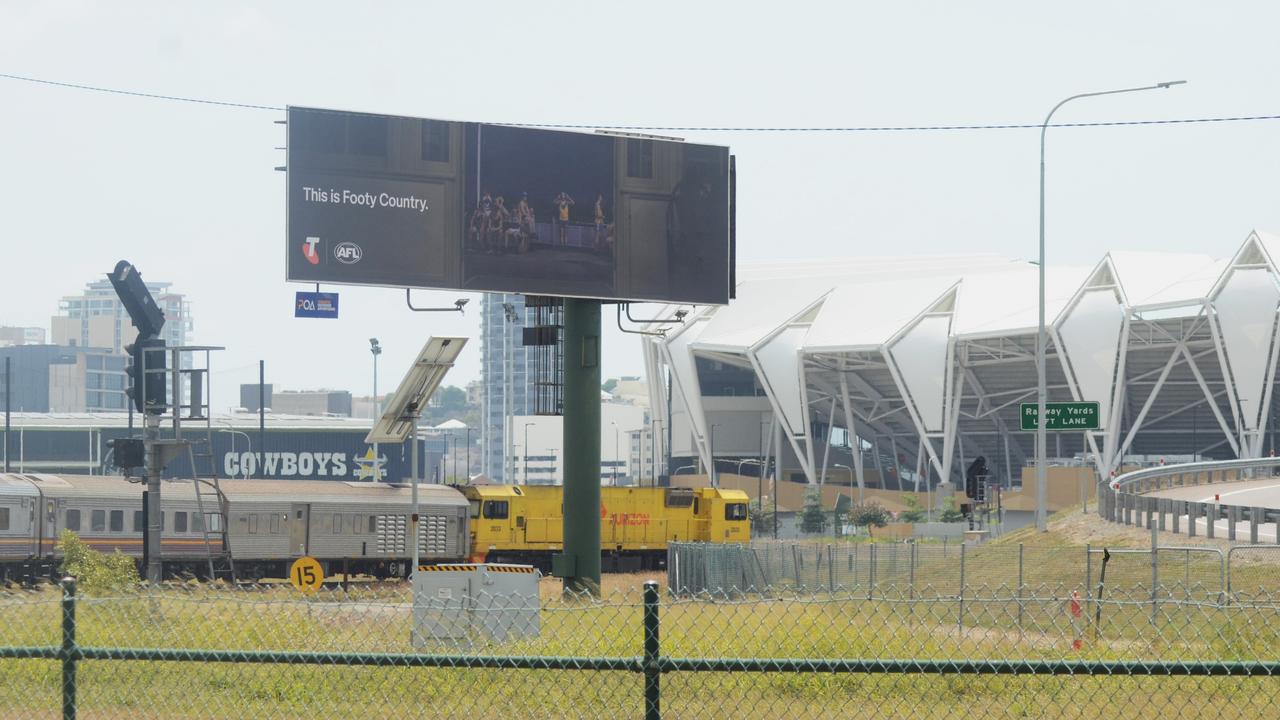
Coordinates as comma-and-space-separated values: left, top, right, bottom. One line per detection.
124, 336, 167, 414
108, 438, 145, 469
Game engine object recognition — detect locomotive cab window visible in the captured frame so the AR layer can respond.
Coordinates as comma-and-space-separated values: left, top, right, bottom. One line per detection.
468, 500, 481, 518
270, 514, 281, 534
66, 510, 81, 532
482, 501, 509, 520
725, 503, 748, 521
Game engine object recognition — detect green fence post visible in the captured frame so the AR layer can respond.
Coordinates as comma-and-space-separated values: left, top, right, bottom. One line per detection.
60, 577, 77, 720
643, 581, 661, 720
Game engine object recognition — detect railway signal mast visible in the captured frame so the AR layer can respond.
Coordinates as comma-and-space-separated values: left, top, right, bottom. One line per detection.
108, 260, 170, 583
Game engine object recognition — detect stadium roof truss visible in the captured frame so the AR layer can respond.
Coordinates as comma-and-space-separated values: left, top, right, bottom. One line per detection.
645, 232, 1280, 485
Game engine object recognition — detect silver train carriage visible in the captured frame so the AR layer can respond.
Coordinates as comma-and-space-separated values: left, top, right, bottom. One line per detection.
0, 473, 470, 582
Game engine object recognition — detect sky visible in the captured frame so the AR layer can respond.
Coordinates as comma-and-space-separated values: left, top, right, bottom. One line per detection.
2, 2, 1279, 407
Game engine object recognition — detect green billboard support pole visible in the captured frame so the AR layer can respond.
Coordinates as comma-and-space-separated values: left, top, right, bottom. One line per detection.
559, 298, 602, 595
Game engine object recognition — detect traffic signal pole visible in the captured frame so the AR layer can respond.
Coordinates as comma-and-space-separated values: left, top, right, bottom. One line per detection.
560, 298, 601, 595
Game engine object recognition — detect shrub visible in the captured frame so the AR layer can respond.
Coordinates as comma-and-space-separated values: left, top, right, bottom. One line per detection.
749, 498, 775, 535
799, 489, 828, 533
938, 496, 966, 523
898, 494, 927, 523
56, 530, 140, 593
848, 502, 891, 529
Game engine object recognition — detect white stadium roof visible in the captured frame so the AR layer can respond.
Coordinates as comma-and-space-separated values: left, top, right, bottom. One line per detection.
643, 231, 1280, 487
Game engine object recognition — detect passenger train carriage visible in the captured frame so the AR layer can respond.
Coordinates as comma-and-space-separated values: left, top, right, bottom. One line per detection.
0, 473, 469, 581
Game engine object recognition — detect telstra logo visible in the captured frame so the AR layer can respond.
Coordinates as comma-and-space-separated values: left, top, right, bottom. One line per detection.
302, 237, 321, 265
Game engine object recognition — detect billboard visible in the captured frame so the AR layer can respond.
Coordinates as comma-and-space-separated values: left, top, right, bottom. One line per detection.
286, 106, 732, 305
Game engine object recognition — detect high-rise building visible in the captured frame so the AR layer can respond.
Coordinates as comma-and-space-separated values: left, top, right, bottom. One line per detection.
51, 279, 192, 355
0, 327, 46, 346
0, 345, 127, 413
480, 293, 536, 482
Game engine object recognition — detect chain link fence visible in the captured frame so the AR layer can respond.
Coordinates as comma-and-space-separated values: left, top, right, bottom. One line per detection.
672, 540, 1280, 604
3, 565, 1280, 719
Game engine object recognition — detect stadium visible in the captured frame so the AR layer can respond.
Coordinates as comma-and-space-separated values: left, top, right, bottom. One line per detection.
642, 230, 1280, 506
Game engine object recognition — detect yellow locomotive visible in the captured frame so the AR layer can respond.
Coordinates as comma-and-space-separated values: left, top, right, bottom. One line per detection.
461, 485, 750, 572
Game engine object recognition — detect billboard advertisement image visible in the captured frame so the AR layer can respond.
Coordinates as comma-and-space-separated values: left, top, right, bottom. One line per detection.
286, 107, 732, 305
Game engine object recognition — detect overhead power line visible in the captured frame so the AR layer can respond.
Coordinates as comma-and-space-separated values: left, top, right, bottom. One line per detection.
4, 71, 1280, 133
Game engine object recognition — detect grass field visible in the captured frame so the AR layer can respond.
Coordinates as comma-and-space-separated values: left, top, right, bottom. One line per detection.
2, 510, 1279, 719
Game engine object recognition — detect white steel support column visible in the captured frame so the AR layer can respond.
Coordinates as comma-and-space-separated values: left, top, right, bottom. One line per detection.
1100, 313, 1132, 474
1206, 311, 1247, 453
1253, 312, 1280, 457
1114, 343, 1183, 467
939, 363, 966, 485
838, 373, 866, 498
888, 435, 903, 492
818, 396, 836, 485
1182, 344, 1241, 457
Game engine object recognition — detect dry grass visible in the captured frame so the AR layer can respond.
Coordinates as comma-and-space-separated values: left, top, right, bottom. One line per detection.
1, 556, 1278, 719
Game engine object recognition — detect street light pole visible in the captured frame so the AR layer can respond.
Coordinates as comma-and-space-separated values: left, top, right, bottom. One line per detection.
650, 419, 661, 487
609, 420, 619, 485
369, 338, 382, 482
833, 462, 858, 504
1035, 80, 1185, 532
523, 422, 534, 484
708, 423, 720, 487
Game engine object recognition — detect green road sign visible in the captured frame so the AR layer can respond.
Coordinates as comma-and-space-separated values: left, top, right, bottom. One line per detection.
1020, 401, 1100, 431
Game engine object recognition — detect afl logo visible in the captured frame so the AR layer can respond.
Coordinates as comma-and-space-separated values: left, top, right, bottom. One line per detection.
334, 242, 363, 264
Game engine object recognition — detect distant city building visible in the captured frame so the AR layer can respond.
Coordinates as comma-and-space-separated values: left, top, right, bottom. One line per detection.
465, 380, 483, 407
510, 403, 646, 485
272, 390, 353, 417
628, 424, 657, 483
0, 345, 127, 413
238, 384, 274, 413
51, 278, 191, 356
480, 293, 536, 482
609, 377, 650, 406
351, 395, 382, 419
0, 326, 46, 347
237, 385, 352, 417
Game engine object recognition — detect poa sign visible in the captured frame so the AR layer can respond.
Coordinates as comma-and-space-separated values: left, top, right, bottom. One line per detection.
1020, 402, 1100, 431
294, 291, 339, 319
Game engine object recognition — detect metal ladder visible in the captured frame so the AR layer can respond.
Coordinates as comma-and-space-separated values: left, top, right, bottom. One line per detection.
187, 435, 236, 581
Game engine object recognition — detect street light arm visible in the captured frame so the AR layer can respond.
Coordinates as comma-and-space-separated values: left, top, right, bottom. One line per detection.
1041, 81, 1186, 144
